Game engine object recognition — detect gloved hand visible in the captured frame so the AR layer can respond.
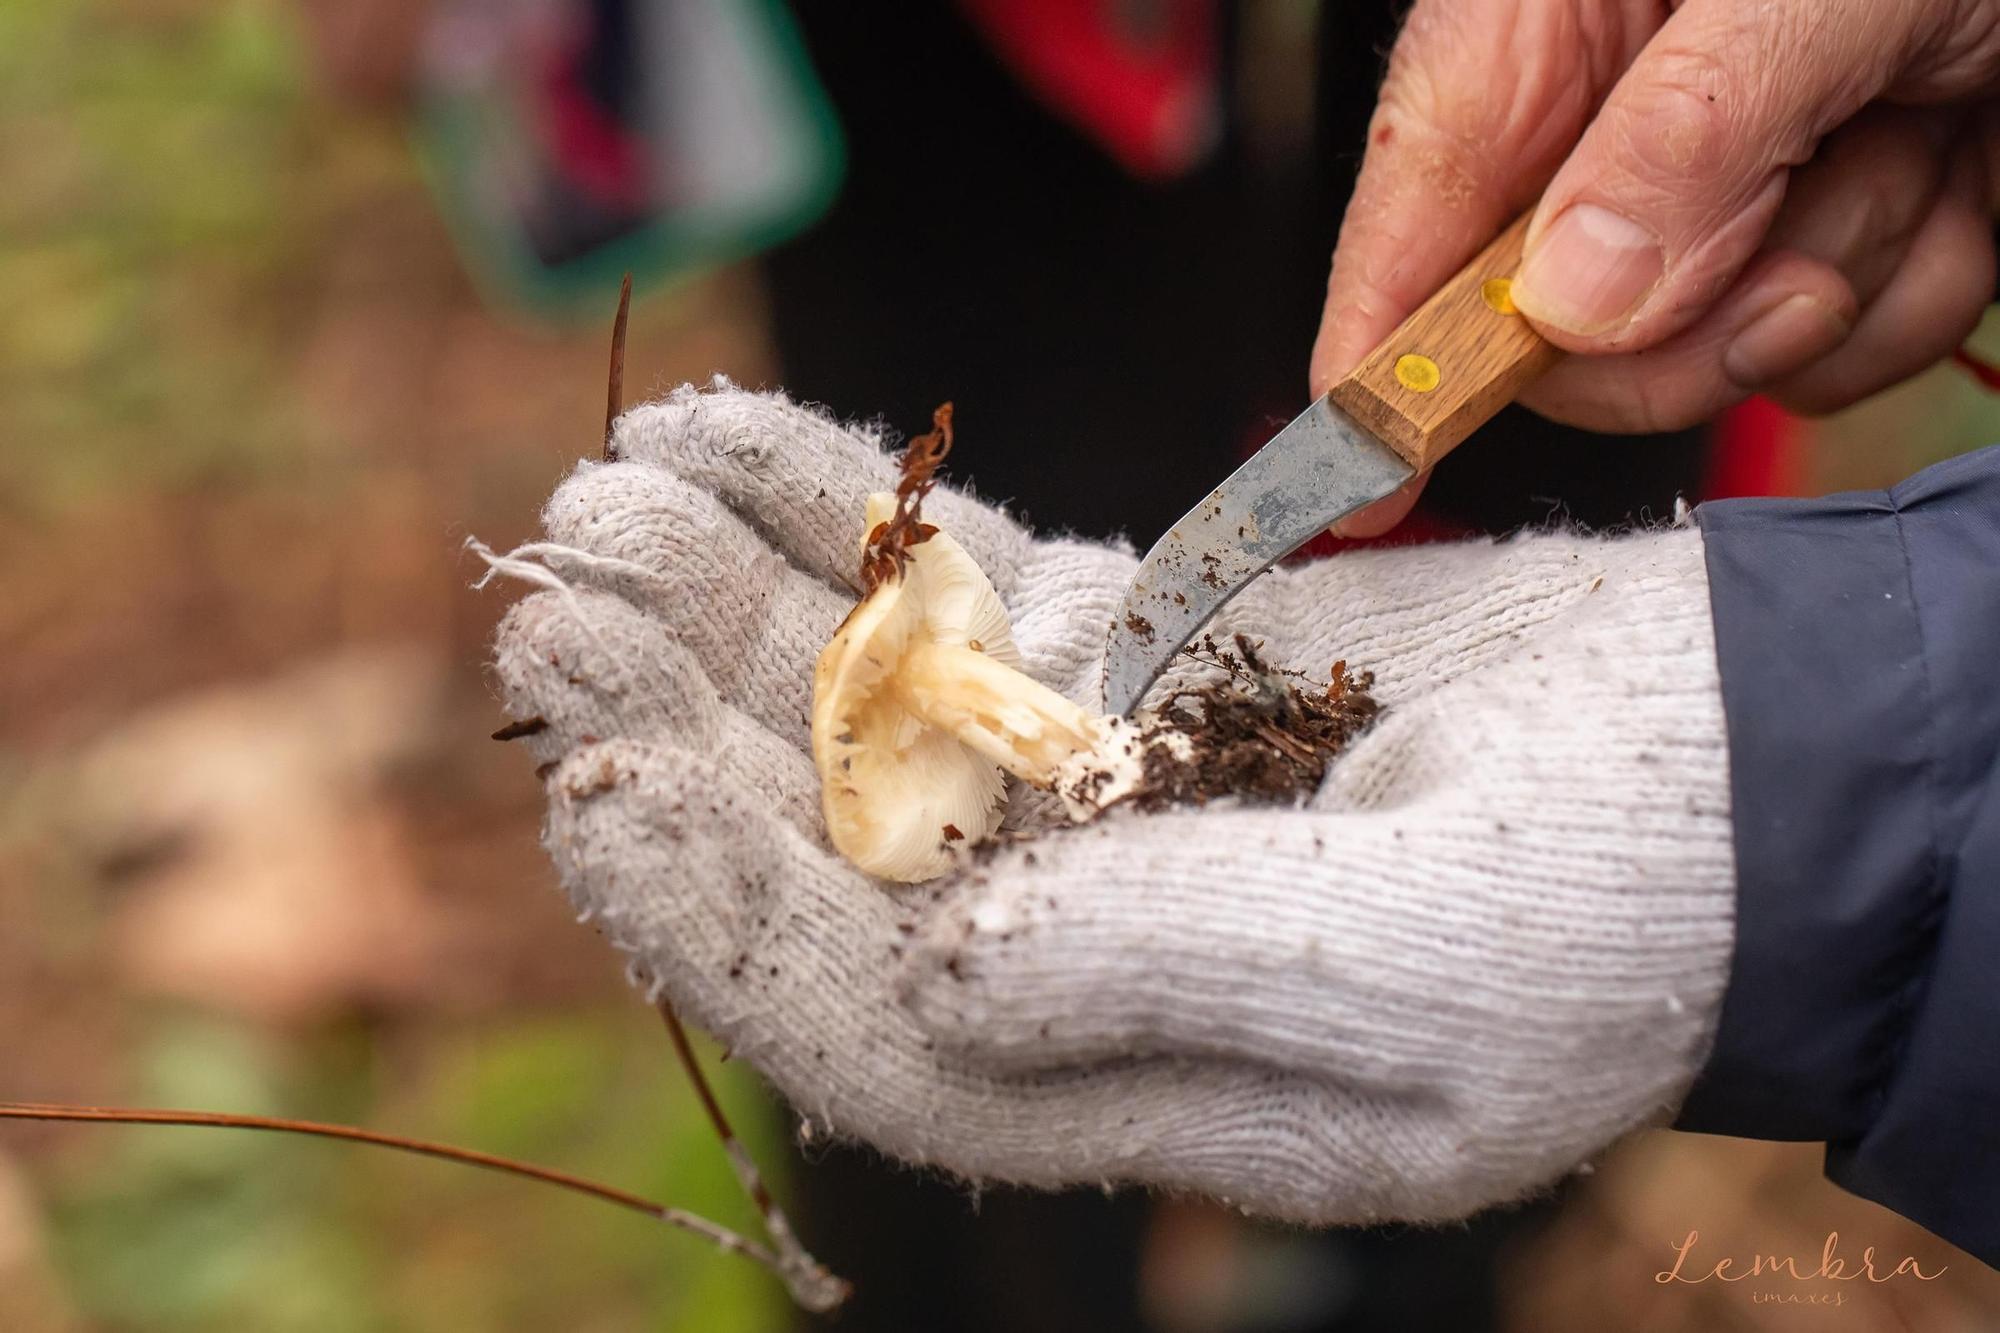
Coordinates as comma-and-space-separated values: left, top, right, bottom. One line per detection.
486, 382, 1735, 1225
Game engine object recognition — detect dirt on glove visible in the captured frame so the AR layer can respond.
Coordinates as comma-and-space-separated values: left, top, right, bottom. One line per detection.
880, 404, 1382, 815
1128, 633, 1379, 810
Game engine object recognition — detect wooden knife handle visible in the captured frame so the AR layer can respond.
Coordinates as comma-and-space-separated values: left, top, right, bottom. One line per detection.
1327, 211, 1560, 473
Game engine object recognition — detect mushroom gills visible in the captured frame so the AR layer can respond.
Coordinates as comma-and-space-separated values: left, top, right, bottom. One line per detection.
892, 639, 1109, 781
812, 493, 1144, 882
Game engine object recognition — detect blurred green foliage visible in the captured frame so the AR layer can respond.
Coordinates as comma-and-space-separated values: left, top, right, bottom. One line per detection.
46, 1013, 789, 1332
1810, 307, 2000, 492
0, 0, 335, 509
6, 9, 795, 1325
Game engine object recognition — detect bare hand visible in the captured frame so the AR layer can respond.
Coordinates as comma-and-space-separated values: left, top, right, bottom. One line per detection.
1316, 0, 2000, 535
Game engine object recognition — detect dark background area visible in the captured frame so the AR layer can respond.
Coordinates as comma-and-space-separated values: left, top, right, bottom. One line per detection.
767, 1, 1705, 550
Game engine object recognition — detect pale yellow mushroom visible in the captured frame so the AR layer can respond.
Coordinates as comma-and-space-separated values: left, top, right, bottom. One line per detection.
811, 494, 1140, 882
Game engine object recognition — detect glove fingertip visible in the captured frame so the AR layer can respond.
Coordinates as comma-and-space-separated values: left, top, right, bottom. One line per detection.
493, 588, 723, 746
895, 848, 1163, 1077
612, 382, 1043, 600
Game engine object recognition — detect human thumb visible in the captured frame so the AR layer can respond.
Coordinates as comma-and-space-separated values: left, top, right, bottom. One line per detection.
1511, 0, 1942, 352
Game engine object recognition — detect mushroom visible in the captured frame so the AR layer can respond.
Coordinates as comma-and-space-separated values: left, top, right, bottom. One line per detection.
811, 492, 1145, 882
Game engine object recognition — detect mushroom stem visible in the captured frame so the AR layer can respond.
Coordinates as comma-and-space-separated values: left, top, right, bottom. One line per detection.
893, 641, 1112, 786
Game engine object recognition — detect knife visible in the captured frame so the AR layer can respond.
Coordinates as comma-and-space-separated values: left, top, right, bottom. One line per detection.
1102, 211, 1562, 715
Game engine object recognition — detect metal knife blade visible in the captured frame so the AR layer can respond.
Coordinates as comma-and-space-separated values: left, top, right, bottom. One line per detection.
1101, 395, 1412, 715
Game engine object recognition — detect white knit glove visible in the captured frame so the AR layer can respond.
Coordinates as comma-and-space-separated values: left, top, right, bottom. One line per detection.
486, 383, 1736, 1226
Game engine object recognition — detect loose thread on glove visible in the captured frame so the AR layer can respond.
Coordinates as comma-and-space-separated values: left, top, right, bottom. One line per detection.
464, 537, 629, 659
475, 540, 660, 588
0, 1101, 782, 1271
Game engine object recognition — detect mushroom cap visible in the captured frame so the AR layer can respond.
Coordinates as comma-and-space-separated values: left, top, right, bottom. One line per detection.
811, 494, 1019, 882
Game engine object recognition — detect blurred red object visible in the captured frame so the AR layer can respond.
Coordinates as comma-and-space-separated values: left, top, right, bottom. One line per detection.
1703, 395, 1804, 500
1953, 346, 2000, 391
959, 0, 1220, 179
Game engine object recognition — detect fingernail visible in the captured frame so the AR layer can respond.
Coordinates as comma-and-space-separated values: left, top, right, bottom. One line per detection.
1514, 204, 1664, 336
1723, 294, 1852, 388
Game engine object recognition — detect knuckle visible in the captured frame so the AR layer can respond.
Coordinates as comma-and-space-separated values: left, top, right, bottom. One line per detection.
1377, 0, 1604, 182
1603, 59, 1742, 192
493, 592, 554, 657
606, 397, 697, 467
1900, 2, 2000, 96
1598, 0, 1883, 205
1778, 110, 1953, 286
551, 738, 643, 807
546, 459, 688, 530
1373, 11, 1508, 198
1593, 16, 1849, 223
612, 384, 822, 476
495, 592, 592, 680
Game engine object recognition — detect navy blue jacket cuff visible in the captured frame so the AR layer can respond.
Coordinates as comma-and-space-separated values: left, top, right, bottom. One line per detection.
1679, 444, 2000, 1269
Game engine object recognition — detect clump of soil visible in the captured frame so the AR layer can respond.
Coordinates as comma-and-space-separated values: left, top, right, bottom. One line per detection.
1128, 633, 1379, 810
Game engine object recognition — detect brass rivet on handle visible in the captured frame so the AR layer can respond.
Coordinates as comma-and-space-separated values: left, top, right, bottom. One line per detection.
1482, 277, 1518, 314
1394, 353, 1441, 393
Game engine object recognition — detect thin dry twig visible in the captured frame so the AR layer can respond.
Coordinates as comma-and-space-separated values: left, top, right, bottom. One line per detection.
656, 1004, 851, 1312
604, 271, 633, 457
0, 1101, 780, 1269
592, 279, 848, 1312
860, 402, 951, 589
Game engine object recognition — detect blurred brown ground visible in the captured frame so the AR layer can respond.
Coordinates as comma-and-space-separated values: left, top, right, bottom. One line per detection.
1, 5, 790, 1326
2, 3, 1998, 1331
